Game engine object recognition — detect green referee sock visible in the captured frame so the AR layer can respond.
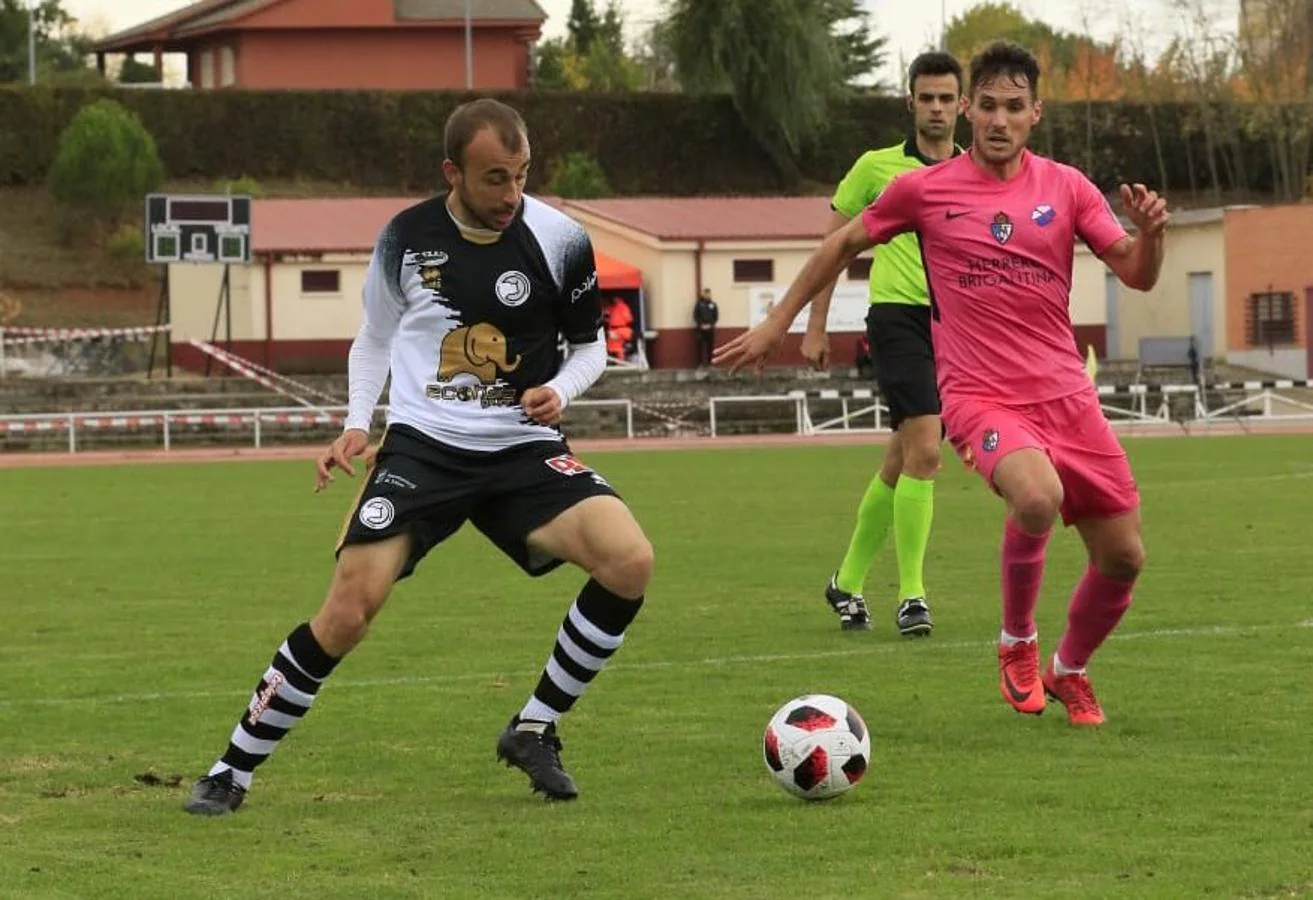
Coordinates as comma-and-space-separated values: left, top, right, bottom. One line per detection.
892, 475, 934, 599
835, 476, 896, 594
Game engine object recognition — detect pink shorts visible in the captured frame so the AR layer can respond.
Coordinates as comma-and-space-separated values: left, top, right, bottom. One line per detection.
944, 391, 1140, 526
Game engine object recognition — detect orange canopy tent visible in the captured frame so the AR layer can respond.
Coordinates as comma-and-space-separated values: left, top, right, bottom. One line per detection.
595, 251, 643, 291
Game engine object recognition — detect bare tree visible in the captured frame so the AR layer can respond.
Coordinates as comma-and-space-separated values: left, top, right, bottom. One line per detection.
1170, 0, 1247, 203
1235, 0, 1313, 202
1072, 0, 1120, 177
1116, 6, 1171, 192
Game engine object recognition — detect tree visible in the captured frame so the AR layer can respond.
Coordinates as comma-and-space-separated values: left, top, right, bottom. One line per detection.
48, 98, 164, 239
1233, 0, 1313, 202
546, 152, 612, 198
0, 0, 93, 83
944, 2, 1054, 64
1164, 0, 1249, 204
567, 0, 599, 55
666, 0, 847, 183
822, 0, 889, 88
533, 37, 573, 89
533, 0, 639, 92
632, 20, 679, 92
944, 2, 1125, 101
118, 54, 159, 84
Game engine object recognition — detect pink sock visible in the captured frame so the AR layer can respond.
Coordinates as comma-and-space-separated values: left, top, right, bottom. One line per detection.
1001, 517, 1051, 638
1057, 566, 1136, 670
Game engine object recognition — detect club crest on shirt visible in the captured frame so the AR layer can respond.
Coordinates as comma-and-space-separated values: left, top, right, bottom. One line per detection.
495, 270, 531, 307
1031, 204, 1056, 227
407, 249, 448, 293
419, 265, 443, 291
990, 212, 1013, 244
982, 428, 1000, 452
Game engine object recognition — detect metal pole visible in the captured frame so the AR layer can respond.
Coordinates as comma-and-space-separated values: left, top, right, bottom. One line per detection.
28, 0, 37, 85
464, 0, 473, 89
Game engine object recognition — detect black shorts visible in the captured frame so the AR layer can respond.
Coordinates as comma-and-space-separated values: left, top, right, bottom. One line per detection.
866, 303, 941, 431
336, 425, 620, 580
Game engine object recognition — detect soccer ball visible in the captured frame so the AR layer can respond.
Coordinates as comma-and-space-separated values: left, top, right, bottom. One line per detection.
762, 693, 871, 801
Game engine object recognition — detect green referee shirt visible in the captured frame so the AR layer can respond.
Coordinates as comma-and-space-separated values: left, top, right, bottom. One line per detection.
830, 137, 962, 306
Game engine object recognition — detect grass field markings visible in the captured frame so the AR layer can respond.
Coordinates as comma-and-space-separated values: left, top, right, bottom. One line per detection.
3, 619, 1309, 709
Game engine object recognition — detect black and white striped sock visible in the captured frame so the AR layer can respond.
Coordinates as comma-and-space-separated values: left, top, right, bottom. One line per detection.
208, 622, 340, 789
518, 579, 644, 727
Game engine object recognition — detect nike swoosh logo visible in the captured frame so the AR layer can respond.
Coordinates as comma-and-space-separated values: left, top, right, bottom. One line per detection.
1003, 670, 1032, 703
945, 210, 970, 219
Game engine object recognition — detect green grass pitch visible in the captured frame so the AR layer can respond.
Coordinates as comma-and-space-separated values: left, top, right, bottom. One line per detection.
2, 435, 1312, 899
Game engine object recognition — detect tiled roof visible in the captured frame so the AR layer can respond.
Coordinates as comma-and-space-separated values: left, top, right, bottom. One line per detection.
249, 194, 564, 253
90, 0, 234, 50
251, 196, 428, 254
562, 196, 835, 242
393, 0, 547, 21
92, 0, 545, 52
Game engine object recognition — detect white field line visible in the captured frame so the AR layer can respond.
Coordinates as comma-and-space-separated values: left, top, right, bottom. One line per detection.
2, 619, 1310, 709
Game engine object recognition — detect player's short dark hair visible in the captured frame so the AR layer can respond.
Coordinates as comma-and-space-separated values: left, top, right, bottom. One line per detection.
969, 40, 1041, 99
443, 98, 528, 169
907, 51, 963, 94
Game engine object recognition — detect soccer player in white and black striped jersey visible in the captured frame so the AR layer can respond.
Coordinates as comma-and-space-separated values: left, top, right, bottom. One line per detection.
183, 99, 654, 813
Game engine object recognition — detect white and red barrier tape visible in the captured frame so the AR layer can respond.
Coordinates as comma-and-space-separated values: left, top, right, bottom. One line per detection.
1, 411, 341, 434
0, 324, 171, 345
187, 339, 334, 414
193, 340, 342, 405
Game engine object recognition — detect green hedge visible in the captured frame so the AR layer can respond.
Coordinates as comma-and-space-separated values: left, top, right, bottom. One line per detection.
0, 86, 1291, 198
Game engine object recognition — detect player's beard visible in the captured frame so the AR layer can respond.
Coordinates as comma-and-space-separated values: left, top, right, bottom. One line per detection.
456, 184, 518, 233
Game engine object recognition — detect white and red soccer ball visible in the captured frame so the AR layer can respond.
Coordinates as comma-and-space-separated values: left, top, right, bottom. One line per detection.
762, 693, 871, 800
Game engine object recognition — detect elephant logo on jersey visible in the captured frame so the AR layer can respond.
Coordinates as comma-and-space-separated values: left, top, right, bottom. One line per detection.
419, 265, 443, 291
436, 323, 521, 384
495, 270, 531, 307
990, 212, 1013, 244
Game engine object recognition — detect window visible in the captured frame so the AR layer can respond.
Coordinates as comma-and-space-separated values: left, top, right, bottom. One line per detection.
847, 257, 872, 281
301, 270, 341, 294
1246, 291, 1296, 346
220, 46, 236, 87
733, 259, 774, 282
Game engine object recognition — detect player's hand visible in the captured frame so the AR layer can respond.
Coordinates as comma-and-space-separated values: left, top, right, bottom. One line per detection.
801, 327, 830, 371
713, 317, 788, 375
314, 428, 370, 493
1119, 183, 1170, 237
521, 385, 564, 426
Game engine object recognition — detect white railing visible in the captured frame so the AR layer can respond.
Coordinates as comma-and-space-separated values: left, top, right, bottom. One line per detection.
708, 394, 806, 438
1, 382, 1309, 454
0, 399, 635, 453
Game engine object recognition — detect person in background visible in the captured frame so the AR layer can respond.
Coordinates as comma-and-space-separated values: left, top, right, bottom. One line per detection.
694, 288, 719, 367
605, 296, 634, 361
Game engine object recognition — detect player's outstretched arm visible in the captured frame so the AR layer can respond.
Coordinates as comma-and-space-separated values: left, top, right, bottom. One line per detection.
1101, 184, 1170, 291
801, 209, 855, 370
713, 217, 875, 374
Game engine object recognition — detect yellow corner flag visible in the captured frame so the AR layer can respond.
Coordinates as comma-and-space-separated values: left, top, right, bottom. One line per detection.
1085, 344, 1099, 383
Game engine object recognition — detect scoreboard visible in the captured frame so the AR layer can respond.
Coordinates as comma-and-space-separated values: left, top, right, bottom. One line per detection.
145, 193, 252, 265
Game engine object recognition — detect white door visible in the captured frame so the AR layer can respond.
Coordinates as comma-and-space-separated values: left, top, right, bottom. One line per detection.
1188, 272, 1214, 359
1104, 271, 1120, 359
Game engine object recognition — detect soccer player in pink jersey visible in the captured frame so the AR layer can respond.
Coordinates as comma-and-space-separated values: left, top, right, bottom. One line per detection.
714, 41, 1170, 726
